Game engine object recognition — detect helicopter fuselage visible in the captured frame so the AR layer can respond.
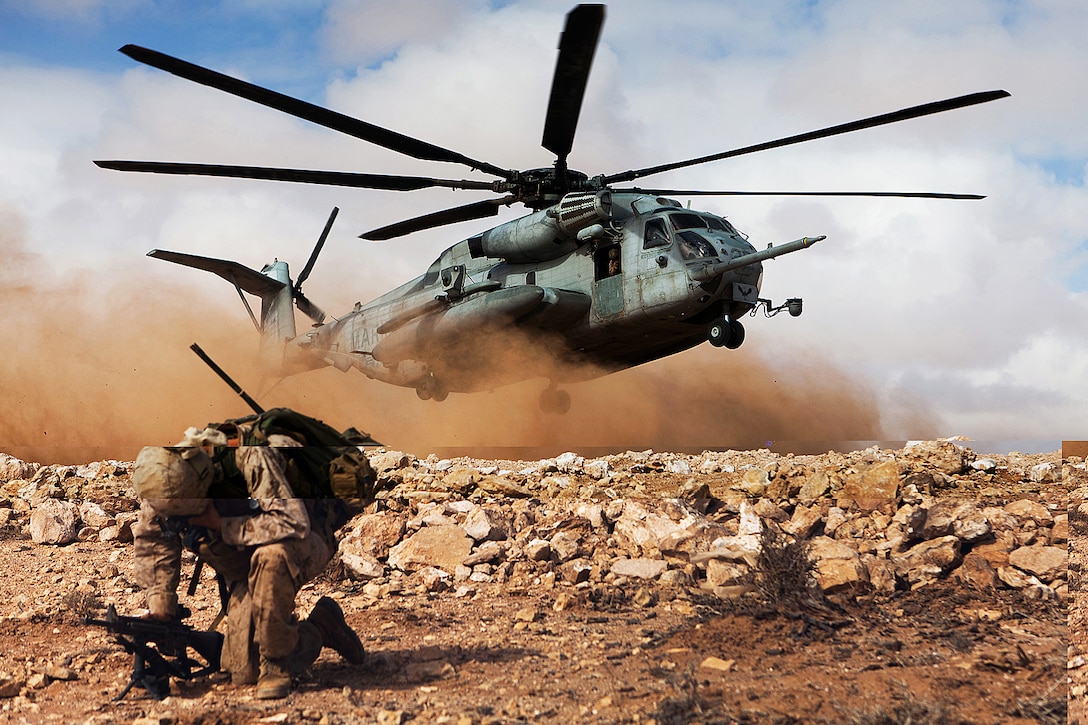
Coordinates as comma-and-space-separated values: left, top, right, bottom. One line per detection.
289, 192, 778, 398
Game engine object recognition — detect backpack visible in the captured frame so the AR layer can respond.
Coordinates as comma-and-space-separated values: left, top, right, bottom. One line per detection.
209, 408, 380, 503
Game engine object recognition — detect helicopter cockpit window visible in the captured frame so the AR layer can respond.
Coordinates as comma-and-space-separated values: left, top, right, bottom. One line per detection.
705, 217, 730, 232
421, 259, 442, 287
643, 218, 670, 249
676, 230, 718, 260
669, 213, 708, 231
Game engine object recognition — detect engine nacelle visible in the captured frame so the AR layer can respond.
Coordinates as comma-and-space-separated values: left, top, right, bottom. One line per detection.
468, 191, 612, 263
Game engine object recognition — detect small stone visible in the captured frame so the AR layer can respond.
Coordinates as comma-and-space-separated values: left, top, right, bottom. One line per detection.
558, 559, 593, 584
610, 558, 668, 580
525, 539, 552, 561
699, 656, 735, 672
632, 587, 656, 607
0, 675, 25, 698
377, 709, 407, 725
549, 531, 581, 562
514, 607, 539, 623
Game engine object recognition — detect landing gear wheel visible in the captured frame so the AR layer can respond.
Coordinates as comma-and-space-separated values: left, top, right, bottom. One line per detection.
725, 319, 745, 350
539, 387, 571, 415
415, 374, 447, 402
708, 318, 729, 347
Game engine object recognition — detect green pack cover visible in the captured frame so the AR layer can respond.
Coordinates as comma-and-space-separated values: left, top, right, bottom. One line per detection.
209, 408, 379, 502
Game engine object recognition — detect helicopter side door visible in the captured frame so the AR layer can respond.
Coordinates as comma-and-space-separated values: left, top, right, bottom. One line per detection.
592, 241, 625, 317
636, 216, 689, 315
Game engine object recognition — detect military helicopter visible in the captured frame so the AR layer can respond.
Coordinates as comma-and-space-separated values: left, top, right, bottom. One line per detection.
96, 4, 1008, 413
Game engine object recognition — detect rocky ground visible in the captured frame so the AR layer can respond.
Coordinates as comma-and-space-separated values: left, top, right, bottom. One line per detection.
0, 440, 1070, 724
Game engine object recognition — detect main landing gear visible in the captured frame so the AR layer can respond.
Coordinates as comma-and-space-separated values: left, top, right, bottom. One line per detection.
707, 317, 745, 349
415, 373, 448, 402
539, 384, 571, 415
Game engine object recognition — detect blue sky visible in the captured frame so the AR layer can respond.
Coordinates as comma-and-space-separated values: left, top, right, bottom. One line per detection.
0, 0, 1086, 453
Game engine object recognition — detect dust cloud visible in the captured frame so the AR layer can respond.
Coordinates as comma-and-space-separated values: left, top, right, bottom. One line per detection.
1, 207, 937, 464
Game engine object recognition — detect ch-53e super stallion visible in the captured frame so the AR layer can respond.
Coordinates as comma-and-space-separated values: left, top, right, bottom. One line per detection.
96, 4, 1008, 413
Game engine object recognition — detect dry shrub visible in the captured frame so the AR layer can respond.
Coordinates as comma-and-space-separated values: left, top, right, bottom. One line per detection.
754, 522, 814, 607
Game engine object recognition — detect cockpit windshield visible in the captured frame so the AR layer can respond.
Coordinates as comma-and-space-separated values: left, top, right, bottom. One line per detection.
676, 230, 717, 260
670, 212, 738, 236
669, 213, 707, 231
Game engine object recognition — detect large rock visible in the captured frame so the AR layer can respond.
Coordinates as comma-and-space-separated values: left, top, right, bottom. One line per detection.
462, 508, 509, 542
797, 470, 831, 500
808, 536, 868, 594
0, 454, 38, 482
441, 468, 480, 494
475, 475, 531, 498
782, 504, 823, 539
29, 499, 81, 545
387, 526, 474, 574
902, 440, 971, 475
1007, 545, 1066, 581
921, 501, 991, 543
340, 513, 406, 561
341, 552, 385, 580
369, 450, 413, 472
704, 558, 750, 588
1004, 499, 1053, 525
78, 501, 113, 529
953, 551, 999, 590
892, 535, 961, 586
613, 501, 692, 555
840, 460, 899, 509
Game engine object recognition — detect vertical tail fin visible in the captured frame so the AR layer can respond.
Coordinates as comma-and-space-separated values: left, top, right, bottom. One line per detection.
147, 250, 297, 372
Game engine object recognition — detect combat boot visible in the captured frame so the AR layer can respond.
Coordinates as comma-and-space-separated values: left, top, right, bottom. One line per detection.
306, 596, 366, 664
256, 656, 291, 700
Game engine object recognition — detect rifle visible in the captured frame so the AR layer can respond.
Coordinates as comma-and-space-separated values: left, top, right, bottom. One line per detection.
86, 604, 224, 701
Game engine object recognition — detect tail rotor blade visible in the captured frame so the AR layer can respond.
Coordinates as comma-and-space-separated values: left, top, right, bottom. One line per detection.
296, 207, 338, 289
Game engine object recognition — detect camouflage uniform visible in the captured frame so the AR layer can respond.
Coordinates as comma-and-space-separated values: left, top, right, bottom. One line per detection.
133, 442, 336, 684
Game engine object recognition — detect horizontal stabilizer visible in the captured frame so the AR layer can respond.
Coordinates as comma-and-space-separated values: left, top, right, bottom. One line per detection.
148, 249, 285, 297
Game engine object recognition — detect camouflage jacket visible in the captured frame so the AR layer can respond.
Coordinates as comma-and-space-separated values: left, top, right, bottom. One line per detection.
133, 443, 317, 618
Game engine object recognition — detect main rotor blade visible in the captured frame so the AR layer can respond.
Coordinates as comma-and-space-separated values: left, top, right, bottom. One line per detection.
623, 188, 985, 200
296, 207, 338, 290
93, 160, 497, 192
119, 44, 511, 179
362, 196, 516, 241
603, 89, 1011, 185
541, 4, 605, 162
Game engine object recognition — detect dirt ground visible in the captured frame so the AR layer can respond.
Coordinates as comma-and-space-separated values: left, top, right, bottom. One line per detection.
0, 446, 1071, 725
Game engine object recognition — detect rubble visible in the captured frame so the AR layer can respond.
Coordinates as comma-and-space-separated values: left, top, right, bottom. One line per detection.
0, 442, 1066, 608
0, 441, 1068, 723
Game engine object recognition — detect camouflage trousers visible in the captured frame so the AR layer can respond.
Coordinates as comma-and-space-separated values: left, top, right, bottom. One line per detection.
196, 531, 332, 683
